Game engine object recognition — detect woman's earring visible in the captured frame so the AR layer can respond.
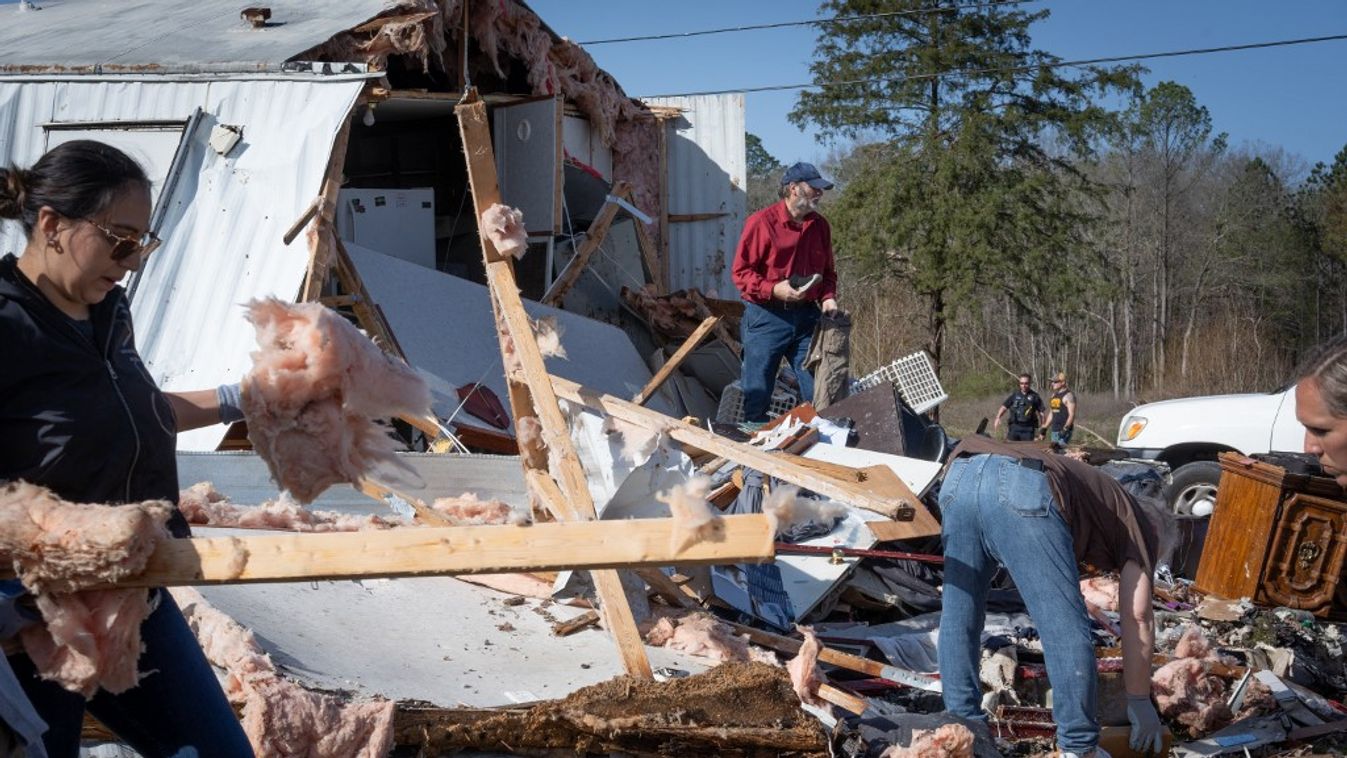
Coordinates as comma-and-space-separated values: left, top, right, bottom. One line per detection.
47, 236, 62, 253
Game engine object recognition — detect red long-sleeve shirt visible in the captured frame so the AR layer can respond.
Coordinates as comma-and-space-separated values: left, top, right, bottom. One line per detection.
731, 201, 837, 305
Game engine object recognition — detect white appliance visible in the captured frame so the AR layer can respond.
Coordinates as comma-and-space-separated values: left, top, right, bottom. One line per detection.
336, 188, 436, 270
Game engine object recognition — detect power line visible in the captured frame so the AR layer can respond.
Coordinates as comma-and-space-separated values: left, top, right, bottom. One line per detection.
637, 32, 1347, 99
577, 0, 1039, 46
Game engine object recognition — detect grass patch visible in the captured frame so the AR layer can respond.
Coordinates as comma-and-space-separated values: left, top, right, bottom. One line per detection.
938, 390, 1138, 447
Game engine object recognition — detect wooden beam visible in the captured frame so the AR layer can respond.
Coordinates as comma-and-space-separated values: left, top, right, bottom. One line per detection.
657, 121, 670, 292
300, 114, 353, 302
356, 478, 450, 527
549, 374, 933, 529
632, 315, 720, 406
817, 684, 867, 715
615, 183, 666, 295
283, 196, 322, 246
66, 515, 775, 588
456, 91, 653, 680
541, 185, 626, 306
725, 620, 941, 691
668, 212, 730, 223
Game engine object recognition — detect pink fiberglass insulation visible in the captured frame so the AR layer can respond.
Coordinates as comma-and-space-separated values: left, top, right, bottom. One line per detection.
641, 610, 775, 665
242, 298, 432, 504
481, 204, 527, 260
515, 415, 548, 469
0, 482, 172, 595
786, 626, 826, 707
0, 482, 176, 696
171, 588, 394, 758
1079, 575, 1119, 613
612, 117, 663, 249
20, 589, 153, 697
882, 724, 976, 758
429, 493, 528, 525
763, 485, 846, 538
179, 482, 404, 533
656, 477, 724, 552
1151, 624, 1232, 737
532, 316, 567, 359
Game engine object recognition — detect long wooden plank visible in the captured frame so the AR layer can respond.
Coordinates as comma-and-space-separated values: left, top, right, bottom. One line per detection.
632, 315, 719, 406
725, 620, 942, 692
618, 184, 667, 295
541, 189, 624, 306
456, 92, 653, 679
549, 374, 931, 529
300, 113, 353, 302
67, 515, 774, 588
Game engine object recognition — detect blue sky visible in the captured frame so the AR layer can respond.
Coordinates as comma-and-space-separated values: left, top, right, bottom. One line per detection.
532, 1, 1347, 174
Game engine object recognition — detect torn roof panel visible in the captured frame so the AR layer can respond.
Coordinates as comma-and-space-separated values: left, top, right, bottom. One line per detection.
0, 0, 389, 69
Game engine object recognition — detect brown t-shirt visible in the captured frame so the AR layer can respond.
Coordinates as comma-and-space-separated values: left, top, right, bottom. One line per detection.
944, 436, 1159, 575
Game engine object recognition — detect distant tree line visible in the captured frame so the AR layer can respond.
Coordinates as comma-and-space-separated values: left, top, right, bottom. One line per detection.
740, 0, 1347, 401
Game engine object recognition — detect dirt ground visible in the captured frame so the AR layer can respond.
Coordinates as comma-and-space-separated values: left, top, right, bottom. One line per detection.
394, 662, 829, 757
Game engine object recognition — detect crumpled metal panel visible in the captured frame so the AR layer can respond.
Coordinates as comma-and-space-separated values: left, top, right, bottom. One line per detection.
0, 76, 364, 451
643, 94, 747, 299
0, 0, 390, 68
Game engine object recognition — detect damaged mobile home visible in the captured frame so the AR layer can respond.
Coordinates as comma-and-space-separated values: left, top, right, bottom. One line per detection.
8, 3, 1347, 758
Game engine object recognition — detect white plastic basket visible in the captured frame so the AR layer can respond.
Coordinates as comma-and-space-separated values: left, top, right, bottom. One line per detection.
716, 380, 799, 424
855, 350, 948, 415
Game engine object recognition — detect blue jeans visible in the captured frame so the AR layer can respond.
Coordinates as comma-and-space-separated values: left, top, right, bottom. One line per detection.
740, 301, 819, 422
1051, 427, 1074, 446
7, 590, 253, 758
937, 454, 1098, 753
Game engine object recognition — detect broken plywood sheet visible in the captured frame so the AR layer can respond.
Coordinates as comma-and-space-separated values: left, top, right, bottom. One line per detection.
802, 442, 943, 497
346, 244, 675, 432
195, 562, 713, 709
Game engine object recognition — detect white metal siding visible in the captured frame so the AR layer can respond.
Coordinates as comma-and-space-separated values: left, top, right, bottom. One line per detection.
643, 94, 746, 298
0, 76, 364, 451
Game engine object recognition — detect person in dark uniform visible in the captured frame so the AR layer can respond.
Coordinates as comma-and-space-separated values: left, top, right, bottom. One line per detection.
1046, 371, 1078, 445
993, 373, 1045, 441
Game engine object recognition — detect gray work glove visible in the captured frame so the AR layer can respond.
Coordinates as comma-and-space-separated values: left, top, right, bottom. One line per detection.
1127, 694, 1164, 754
0, 580, 37, 639
217, 382, 245, 425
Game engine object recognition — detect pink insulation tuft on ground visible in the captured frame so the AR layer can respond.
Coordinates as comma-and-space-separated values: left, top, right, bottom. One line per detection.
171, 588, 394, 758
429, 493, 528, 525
786, 626, 826, 707
532, 316, 567, 359
1079, 575, 1120, 613
1152, 624, 1232, 737
763, 485, 846, 537
640, 610, 775, 665
179, 482, 404, 532
481, 203, 527, 260
882, 723, 976, 758
656, 476, 724, 552
242, 298, 432, 504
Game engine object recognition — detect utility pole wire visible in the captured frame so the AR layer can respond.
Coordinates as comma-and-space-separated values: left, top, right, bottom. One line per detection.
637, 31, 1347, 99
578, 1, 1038, 45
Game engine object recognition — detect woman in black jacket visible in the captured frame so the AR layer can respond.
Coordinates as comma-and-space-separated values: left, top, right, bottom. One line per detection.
1, 141, 252, 757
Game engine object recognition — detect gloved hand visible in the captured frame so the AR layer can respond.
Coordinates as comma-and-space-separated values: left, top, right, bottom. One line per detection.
217, 382, 246, 425
1127, 694, 1164, 754
0, 580, 37, 639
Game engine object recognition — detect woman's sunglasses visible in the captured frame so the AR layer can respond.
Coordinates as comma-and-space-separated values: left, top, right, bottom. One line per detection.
85, 218, 162, 261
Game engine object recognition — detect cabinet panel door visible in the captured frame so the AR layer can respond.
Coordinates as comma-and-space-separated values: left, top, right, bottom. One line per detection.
1261, 494, 1347, 616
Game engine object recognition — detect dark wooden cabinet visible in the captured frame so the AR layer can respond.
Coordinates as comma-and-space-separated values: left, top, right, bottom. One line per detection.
1195, 453, 1347, 619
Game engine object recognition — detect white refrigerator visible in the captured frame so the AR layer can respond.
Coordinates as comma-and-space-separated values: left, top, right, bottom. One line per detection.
336, 188, 436, 270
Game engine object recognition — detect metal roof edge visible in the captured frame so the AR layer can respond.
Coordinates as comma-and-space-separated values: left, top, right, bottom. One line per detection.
0, 60, 380, 82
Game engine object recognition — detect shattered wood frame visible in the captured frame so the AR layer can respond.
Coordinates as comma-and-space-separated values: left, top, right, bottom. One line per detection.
456, 90, 654, 679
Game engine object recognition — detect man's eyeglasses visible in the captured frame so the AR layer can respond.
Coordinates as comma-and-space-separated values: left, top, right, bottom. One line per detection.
86, 219, 161, 262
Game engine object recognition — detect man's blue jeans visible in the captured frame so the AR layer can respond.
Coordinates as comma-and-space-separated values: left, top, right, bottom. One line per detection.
740, 301, 819, 422
7, 590, 254, 758
937, 454, 1099, 754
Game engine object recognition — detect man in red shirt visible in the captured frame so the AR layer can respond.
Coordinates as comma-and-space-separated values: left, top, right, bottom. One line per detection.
731, 162, 839, 425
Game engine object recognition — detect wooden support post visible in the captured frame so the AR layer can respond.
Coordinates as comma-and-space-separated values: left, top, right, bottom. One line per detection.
615, 183, 666, 295
633, 315, 720, 406
549, 374, 937, 532
540, 183, 627, 306
300, 114, 354, 302
657, 120, 671, 293
54, 515, 775, 588
456, 91, 653, 679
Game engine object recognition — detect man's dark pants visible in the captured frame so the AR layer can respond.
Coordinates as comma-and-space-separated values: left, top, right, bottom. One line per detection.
1006, 425, 1036, 442
740, 301, 819, 422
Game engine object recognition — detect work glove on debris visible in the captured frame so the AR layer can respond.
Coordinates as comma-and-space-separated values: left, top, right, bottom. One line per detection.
217, 382, 245, 425
1126, 694, 1164, 754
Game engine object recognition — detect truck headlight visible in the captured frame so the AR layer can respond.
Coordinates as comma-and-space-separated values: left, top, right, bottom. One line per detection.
1120, 416, 1148, 442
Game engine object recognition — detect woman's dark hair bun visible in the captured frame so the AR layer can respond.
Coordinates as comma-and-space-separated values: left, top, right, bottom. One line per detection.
0, 167, 26, 220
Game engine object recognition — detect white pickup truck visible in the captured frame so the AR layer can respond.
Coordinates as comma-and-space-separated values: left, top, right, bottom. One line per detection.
1115, 385, 1306, 515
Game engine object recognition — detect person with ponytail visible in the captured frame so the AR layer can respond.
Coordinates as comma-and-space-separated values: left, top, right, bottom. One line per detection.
0, 141, 253, 756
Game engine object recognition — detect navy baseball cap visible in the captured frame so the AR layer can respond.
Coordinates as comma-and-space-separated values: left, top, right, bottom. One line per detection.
781, 162, 834, 190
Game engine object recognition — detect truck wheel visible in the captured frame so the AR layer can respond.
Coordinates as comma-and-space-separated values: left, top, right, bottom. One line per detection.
1167, 461, 1222, 517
